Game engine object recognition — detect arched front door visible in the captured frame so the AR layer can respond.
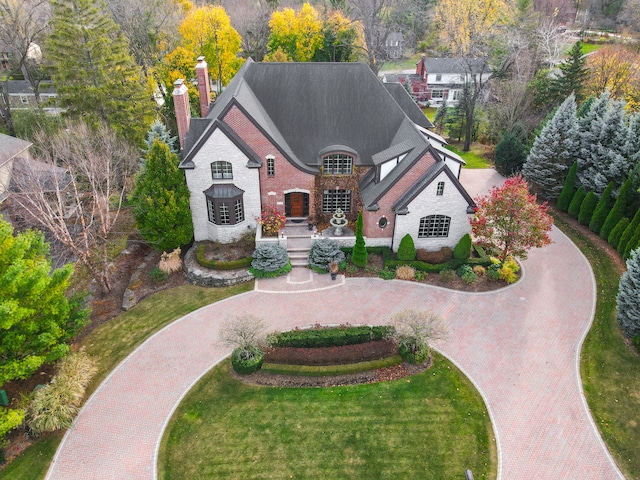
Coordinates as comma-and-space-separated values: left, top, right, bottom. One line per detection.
285, 192, 309, 218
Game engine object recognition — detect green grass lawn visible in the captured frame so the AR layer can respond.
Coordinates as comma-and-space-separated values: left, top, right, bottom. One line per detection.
159, 356, 497, 480
553, 213, 640, 479
581, 43, 606, 55
445, 144, 493, 169
423, 106, 437, 122
1, 282, 253, 480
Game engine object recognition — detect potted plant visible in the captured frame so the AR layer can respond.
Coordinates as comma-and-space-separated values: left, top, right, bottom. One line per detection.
329, 261, 339, 280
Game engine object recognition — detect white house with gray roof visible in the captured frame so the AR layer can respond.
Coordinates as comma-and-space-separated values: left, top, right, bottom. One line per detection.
174, 58, 475, 252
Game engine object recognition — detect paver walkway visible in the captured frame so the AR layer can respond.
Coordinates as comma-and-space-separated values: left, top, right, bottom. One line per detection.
45, 170, 624, 479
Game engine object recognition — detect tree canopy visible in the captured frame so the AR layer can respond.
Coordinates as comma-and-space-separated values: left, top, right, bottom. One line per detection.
0, 219, 87, 386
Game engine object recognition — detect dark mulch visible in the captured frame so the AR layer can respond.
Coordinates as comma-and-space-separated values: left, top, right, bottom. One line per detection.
197, 234, 254, 263
264, 339, 398, 366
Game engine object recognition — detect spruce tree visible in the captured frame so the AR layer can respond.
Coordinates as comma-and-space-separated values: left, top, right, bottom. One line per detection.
618, 209, 640, 255
600, 178, 632, 240
578, 92, 610, 190
608, 217, 629, 250
495, 133, 527, 176
624, 228, 640, 260
433, 99, 448, 134
549, 41, 588, 103
578, 191, 598, 226
523, 94, 578, 199
47, 0, 154, 145
351, 211, 368, 268
143, 120, 179, 154
568, 187, 586, 218
132, 140, 194, 251
557, 161, 578, 212
589, 182, 614, 234
616, 248, 640, 338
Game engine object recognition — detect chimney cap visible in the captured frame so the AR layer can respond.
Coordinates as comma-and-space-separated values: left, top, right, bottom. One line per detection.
174, 79, 184, 86
197, 55, 205, 62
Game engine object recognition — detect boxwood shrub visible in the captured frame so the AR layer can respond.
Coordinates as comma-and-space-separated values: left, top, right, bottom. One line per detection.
397, 337, 429, 364
195, 243, 253, 270
267, 325, 396, 348
231, 346, 264, 375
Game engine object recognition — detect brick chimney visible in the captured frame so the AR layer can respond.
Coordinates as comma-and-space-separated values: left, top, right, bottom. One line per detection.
172, 79, 191, 151
416, 53, 427, 80
195, 56, 211, 117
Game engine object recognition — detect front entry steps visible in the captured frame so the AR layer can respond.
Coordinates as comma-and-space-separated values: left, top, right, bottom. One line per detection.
282, 221, 314, 267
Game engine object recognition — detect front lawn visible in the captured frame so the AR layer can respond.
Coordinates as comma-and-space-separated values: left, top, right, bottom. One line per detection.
1, 282, 253, 480
554, 213, 640, 479
445, 143, 492, 169
159, 356, 496, 479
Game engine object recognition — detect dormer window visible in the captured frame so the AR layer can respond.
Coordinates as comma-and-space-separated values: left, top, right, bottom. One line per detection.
323, 154, 353, 175
211, 161, 232, 179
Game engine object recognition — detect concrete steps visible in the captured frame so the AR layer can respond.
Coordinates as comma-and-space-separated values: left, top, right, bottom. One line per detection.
283, 222, 313, 267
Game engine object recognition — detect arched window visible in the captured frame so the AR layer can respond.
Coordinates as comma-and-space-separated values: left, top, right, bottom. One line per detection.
418, 215, 451, 238
323, 154, 353, 175
211, 161, 233, 179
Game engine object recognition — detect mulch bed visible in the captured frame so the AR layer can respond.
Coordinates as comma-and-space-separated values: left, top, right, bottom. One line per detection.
263, 340, 397, 366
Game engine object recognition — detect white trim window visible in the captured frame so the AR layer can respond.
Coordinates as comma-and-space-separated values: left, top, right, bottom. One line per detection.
431, 90, 444, 99
436, 181, 445, 196
418, 215, 451, 238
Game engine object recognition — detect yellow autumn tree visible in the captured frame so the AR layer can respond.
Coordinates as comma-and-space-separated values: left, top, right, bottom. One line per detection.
586, 45, 640, 112
267, 3, 323, 62
164, 5, 243, 92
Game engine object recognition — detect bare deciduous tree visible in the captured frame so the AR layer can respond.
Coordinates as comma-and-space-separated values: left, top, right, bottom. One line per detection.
390, 309, 447, 346
11, 120, 138, 293
219, 314, 267, 352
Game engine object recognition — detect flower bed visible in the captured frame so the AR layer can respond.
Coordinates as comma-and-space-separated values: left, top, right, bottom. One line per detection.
264, 339, 397, 366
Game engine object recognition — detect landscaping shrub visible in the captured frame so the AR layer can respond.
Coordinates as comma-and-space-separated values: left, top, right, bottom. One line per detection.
578, 191, 598, 226
231, 346, 264, 375
158, 248, 182, 274
618, 209, 640, 255
0, 407, 25, 461
616, 248, 640, 338
395, 265, 416, 280
256, 206, 286, 236
473, 265, 486, 276
457, 264, 477, 283
150, 267, 169, 283
600, 179, 632, 240
416, 247, 453, 264
268, 325, 395, 349
589, 182, 614, 234
498, 257, 520, 284
250, 243, 290, 277
391, 310, 445, 364
379, 267, 396, 280
351, 211, 368, 267
195, 243, 253, 270
453, 233, 472, 260
567, 187, 586, 218
608, 217, 629, 250
397, 234, 416, 261
557, 161, 578, 212
439, 269, 457, 281
398, 337, 429, 364
308, 238, 345, 270
624, 228, 640, 260
414, 270, 427, 281
487, 262, 502, 280
27, 349, 97, 435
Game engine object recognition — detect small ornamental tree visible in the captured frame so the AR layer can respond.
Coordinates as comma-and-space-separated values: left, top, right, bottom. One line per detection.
453, 233, 472, 260
470, 175, 554, 261
397, 234, 416, 261
616, 248, 640, 338
578, 191, 598, 226
132, 140, 194, 251
600, 178, 632, 240
391, 309, 446, 364
557, 161, 578, 212
351, 211, 368, 267
608, 217, 629, 250
618, 209, 640, 255
494, 132, 527, 176
589, 182, 614, 234
567, 187, 586, 219
219, 315, 266, 375
308, 238, 345, 271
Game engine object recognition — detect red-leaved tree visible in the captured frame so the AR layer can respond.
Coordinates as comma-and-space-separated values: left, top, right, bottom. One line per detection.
470, 175, 554, 261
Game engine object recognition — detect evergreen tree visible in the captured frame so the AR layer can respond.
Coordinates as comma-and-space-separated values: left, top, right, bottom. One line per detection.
618, 209, 640, 255
445, 97, 466, 142
624, 228, 640, 259
397, 234, 416, 261
494, 132, 527, 176
600, 178, 632, 240
577, 92, 610, 189
132, 140, 194, 251
576, 96, 595, 118
433, 99, 448, 134
557, 161, 578, 212
616, 248, 640, 338
624, 114, 640, 215
0, 220, 88, 385
589, 182, 614, 234
522, 95, 578, 199
143, 120, 179, 155
568, 187, 586, 218
47, 0, 154, 145
608, 217, 629, 250
578, 191, 598, 226
549, 41, 588, 103
351, 211, 368, 268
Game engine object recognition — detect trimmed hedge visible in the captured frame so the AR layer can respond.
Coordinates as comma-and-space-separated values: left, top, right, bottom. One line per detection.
557, 161, 578, 212
453, 233, 472, 260
578, 191, 598, 226
589, 182, 614, 234
568, 187, 586, 218
608, 217, 629, 250
231, 346, 264, 375
397, 234, 416, 261
261, 356, 403, 376
195, 243, 253, 270
268, 325, 396, 349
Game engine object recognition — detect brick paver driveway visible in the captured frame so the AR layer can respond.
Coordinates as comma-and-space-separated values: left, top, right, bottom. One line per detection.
46, 172, 624, 480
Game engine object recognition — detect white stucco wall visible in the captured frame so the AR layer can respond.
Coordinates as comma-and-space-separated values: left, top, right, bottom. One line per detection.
393, 170, 471, 251
185, 128, 261, 243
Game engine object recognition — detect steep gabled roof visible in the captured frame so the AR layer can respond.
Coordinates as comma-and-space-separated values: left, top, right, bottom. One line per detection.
383, 82, 433, 130
0, 133, 31, 166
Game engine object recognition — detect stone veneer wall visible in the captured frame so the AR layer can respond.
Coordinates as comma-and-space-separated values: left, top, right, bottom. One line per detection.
183, 245, 253, 287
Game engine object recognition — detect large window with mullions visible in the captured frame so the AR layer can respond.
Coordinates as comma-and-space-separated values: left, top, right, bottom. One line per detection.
418, 215, 451, 238
323, 154, 353, 175
322, 189, 351, 213
211, 161, 233, 179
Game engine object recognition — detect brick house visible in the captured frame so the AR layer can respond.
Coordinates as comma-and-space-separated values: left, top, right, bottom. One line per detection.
175, 57, 475, 252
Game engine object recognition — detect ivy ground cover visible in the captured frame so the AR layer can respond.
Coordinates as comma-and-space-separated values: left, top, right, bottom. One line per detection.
159, 355, 496, 479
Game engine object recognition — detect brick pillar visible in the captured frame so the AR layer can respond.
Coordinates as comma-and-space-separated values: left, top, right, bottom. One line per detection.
172, 79, 190, 151
196, 56, 211, 118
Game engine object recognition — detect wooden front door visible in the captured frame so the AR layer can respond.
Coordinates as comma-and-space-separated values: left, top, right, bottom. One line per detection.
290, 192, 304, 217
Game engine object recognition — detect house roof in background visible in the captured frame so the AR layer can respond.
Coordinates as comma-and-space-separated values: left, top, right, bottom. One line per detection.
418, 57, 490, 75
0, 133, 31, 166
383, 82, 433, 130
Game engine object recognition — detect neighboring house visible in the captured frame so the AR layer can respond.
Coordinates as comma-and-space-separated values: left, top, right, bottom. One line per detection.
384, 32, 404, 60
175, 57, 473, 252
5, 80, 58, 111
414, 55, 492, 106
0, 133, 31, 203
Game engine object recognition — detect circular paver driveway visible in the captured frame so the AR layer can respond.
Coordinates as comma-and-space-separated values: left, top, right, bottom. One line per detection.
45, 170, 624, 479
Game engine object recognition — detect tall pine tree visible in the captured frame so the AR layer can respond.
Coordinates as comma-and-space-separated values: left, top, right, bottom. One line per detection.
549, 41, 588, 103
351, 211, 368, 268
523, 94, 578, 199
132, 139, 193, 250
47, 0, 154, 145
616, 247, 640, 338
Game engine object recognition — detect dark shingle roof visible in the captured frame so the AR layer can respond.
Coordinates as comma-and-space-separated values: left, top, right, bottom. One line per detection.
383, 83, 433, 130
0, 133, 31, 166
419, 57, 489, 75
